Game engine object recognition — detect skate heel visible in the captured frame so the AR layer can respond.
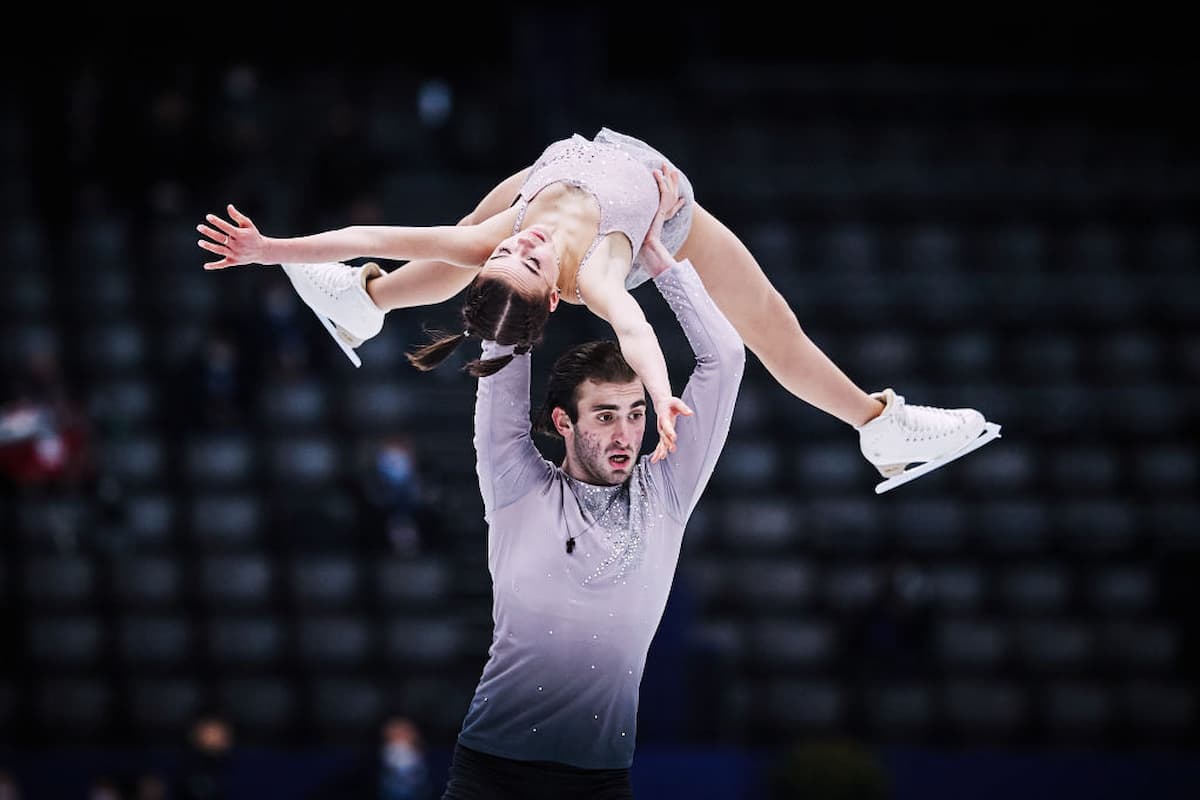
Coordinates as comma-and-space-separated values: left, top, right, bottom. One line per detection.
308, 306, 363, 368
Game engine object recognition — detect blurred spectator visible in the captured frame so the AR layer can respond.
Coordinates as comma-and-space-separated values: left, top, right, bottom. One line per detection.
178, 715, 233, 800
175, 324, 250, 432
0, 346, 92, 488
304, 715, 433, 800
0, 770, 21, 800
361, 434, 426, 557
89, 776, 125, 800
0, 345, 116, 551
135, 773, 169, 800
253, 278, 312, 378
379, 716, 433, 800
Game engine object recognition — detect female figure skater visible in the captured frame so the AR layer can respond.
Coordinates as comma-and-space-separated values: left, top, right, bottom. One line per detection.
197, 127, 999, 491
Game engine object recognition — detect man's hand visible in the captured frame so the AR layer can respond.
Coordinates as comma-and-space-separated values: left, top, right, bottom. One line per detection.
640, 164, 686, 278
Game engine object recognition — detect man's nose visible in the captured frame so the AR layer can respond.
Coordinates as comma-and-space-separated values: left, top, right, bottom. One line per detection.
611, 420, 631, 445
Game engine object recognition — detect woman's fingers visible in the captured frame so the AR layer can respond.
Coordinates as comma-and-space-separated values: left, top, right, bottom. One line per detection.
205, 213, 239, 237
226, 204, 252, 226
196, 223, 227, 242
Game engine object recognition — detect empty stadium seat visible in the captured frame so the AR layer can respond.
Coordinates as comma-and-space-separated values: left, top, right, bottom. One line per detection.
117, 615, 193, 667
374, 557, 453, 608
1121, 682, 1195, 734
268, 436, 340, 484
937, 619, 1008, 671
199, 556, 275, 608
288, 556, 363, 610
219, 677, 297, 733
728, 559, 819, 611
1044, 681, 1113, 735
259, 379, 329, 430
1087, 567, 1155, 614
383, 617, 467, 666
867, 683, 934, 736
23, 556, 94, 608
35, 678, 110, 736
760, 680, 843, 731
207, 616, 287, 667
944, 681, 1026, 733
718, 498, 798, 551
184, 435, 257, 487
28, 616, 105, 666
750, 619, 837, 669
309, 678, 384, 732
110, 556, 184, 609
190, 492, 265, 549
296, 616, 372, 666
1013, 620, 1094, 672
129, 679, 203, 733
998, 564, 1072, 612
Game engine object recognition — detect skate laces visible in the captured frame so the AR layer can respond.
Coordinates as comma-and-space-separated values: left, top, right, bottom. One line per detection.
303, 263, 355, 298
896, 398, 960, 437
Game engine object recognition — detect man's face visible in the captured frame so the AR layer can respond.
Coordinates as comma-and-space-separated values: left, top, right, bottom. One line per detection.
556, 379, 647, 485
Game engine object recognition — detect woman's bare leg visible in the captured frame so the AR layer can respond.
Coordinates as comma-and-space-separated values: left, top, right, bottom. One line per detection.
676, 204, 883, 428
366, 168, 532, 310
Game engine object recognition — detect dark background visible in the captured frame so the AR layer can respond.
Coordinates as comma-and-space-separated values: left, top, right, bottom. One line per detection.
1, 7, 1197, 799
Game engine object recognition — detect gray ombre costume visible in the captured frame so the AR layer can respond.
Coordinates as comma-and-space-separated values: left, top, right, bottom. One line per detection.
456, 259, 744, 768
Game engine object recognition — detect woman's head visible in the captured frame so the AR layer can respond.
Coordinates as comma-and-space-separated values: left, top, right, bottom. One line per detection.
479, 225, 562, 300
407, 226, 561, 376
406, 275, 556, 378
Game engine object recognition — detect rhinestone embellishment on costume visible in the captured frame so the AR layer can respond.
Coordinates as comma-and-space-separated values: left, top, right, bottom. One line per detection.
567, 468, 653, 586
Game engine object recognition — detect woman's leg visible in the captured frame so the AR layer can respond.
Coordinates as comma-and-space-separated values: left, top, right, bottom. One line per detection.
367, 168, 532, 311
676, 203, 884, 428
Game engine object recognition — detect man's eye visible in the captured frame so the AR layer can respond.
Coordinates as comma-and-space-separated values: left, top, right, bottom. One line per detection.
598, 414, 612, 422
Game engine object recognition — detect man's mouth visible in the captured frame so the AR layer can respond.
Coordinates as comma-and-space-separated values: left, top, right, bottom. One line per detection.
608, 453, 630, 468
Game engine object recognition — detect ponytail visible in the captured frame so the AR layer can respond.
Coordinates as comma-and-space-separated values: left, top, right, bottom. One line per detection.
408, 275, 550, 377
464, 344, 531, 378
406, 329, 470, 372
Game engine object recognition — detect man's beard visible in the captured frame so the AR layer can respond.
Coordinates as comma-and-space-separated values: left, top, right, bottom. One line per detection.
573, 431, 624, 485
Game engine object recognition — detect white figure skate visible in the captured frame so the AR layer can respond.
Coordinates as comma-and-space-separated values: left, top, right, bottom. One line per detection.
280, 261, 385, 367
856, 388, 1001, 494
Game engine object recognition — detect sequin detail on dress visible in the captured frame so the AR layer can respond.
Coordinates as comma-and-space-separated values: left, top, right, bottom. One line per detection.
511, 128, 695, 297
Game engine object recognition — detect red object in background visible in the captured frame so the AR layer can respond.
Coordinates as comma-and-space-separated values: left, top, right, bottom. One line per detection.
0, 402, 91, 486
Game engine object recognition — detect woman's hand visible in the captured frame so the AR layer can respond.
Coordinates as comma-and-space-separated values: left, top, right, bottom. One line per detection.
650, 395, 694, 464
197, 204, 270, 269
640, 164, 687, 278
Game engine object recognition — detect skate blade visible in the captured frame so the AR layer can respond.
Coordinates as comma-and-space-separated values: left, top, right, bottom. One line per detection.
307, 305, 362, 368
874, 422, 1002, 494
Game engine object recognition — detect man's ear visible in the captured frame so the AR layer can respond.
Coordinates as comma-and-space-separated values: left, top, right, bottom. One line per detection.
551, 406, 572, 437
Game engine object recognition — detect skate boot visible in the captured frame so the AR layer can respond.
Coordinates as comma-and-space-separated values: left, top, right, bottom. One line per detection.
280, 261, 385, 367
856, 388, 1001, 493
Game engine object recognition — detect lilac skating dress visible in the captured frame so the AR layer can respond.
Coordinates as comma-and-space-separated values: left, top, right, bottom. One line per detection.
511, 127, 696, 299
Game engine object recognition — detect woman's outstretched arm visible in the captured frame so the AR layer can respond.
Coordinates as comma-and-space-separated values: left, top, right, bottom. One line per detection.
582, 163, 696, 464
197, 203, 516, 271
